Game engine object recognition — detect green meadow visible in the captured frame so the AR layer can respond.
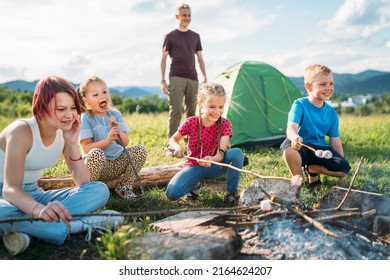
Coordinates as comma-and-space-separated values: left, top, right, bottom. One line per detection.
0, 112, 389, 259
1, 112, 389, 206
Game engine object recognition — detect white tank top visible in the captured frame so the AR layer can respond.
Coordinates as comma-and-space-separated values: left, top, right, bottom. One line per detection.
0, 117, 64, 184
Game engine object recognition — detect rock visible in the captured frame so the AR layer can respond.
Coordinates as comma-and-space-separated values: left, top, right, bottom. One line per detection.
127, 211, 242, 260
373, 216, 390, 236
319, 187, 390, 230
132, 226, 241, 260
239, 178, 300, 207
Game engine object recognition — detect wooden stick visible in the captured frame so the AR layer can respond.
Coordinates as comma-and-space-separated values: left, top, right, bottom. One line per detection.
314, 209, 376, 223
305, 207, 360, 214
252, 209, 285, 219
164, 147, 290, 200
334, 156, 364, 210
299, 142, 317, 152
183, 155, 288, 181
326, 220, 378, 242
292, 207, 340, 238
225, 220, 267, 227
0, 206, 253, 224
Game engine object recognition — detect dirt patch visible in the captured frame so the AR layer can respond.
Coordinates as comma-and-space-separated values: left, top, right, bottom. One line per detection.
0, 233, 100, 260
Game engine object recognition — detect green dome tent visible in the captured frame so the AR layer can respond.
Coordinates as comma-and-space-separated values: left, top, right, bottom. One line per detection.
214, 61, 302, 147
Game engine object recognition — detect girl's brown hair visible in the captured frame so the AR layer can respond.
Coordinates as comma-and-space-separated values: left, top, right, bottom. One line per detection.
32, 76, 82, 121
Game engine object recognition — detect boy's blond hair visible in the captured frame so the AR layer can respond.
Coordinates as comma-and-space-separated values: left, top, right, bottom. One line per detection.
304, 64, 332, 85
176, 3, 190, 15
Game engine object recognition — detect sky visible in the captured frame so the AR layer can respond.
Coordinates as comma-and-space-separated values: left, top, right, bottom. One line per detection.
0, 0, 389, 87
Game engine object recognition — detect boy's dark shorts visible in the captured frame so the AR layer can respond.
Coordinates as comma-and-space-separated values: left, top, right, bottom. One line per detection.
280, 138, 351, 174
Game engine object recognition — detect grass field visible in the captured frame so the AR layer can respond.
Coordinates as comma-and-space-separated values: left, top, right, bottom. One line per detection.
0, 113, 389, 259
119, 113, 390, 197
1, 113, 389, 206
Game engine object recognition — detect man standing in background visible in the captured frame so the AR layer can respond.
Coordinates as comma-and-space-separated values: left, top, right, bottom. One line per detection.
160, 3, 207, 141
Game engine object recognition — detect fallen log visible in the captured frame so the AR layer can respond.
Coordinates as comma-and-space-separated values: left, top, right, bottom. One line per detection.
38, 162, 185, 190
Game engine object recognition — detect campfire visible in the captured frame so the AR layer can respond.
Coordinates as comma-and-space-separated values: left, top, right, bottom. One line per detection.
230, 170, 390, 260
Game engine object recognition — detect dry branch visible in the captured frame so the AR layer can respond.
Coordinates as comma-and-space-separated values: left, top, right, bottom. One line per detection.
326, 220, 378, 242
292, 208, 340, 238
0, 206, 252, 224
334, 156, 364, 210
314, 209, 376, 223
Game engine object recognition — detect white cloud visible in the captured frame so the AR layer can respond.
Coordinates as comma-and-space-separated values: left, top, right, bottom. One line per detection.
0, 65, 27, 82
0, 0, 389, 85
197, 4, 277, 43
321, 0, 390, 41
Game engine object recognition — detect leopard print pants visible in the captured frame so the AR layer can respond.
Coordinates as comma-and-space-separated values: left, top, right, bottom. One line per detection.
85, 145, 147, 186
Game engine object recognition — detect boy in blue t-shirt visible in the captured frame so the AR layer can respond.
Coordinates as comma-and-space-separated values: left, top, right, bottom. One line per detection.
280, 64, 350, 188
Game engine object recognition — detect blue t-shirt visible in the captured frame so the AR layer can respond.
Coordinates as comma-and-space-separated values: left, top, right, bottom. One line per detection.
79, 110, 130, 160
288, 97, 339, 147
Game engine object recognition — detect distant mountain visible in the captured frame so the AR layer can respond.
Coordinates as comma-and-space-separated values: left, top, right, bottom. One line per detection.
1, 79, 79, 92
0, 80, 164, 98
111, 86, 164, 98
289, 69, 390, 96
1, 69, 389, 97
1, 80, 39, 92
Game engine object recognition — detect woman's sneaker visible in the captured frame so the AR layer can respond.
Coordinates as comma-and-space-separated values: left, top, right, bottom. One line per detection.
80, 210, 124, 241
3, 232, 30, 256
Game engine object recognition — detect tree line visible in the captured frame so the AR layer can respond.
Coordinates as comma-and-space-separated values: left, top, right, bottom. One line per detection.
0, 86, 388, 118
0, 86, 168, 118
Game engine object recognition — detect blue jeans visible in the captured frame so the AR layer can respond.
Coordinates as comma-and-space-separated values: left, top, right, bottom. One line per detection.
166, 148, 244, 201
0, 181, 109, 245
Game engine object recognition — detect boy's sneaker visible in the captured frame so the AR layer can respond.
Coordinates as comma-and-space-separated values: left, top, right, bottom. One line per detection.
224, 192, 239, 206
81, 210, 124, 241
290, 175, 303, 187
2, 232, 30, 256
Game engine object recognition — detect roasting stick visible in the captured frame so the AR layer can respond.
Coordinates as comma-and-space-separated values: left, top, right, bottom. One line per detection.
0, 206, 253, 224
298, 142, 317, 152
298, 141, 333, 159
163, 147, 290, 201
163, 148, 286, 180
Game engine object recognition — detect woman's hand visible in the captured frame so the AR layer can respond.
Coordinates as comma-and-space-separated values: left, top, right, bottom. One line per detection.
33, 201, 72, 227
63, 116, 80, 145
